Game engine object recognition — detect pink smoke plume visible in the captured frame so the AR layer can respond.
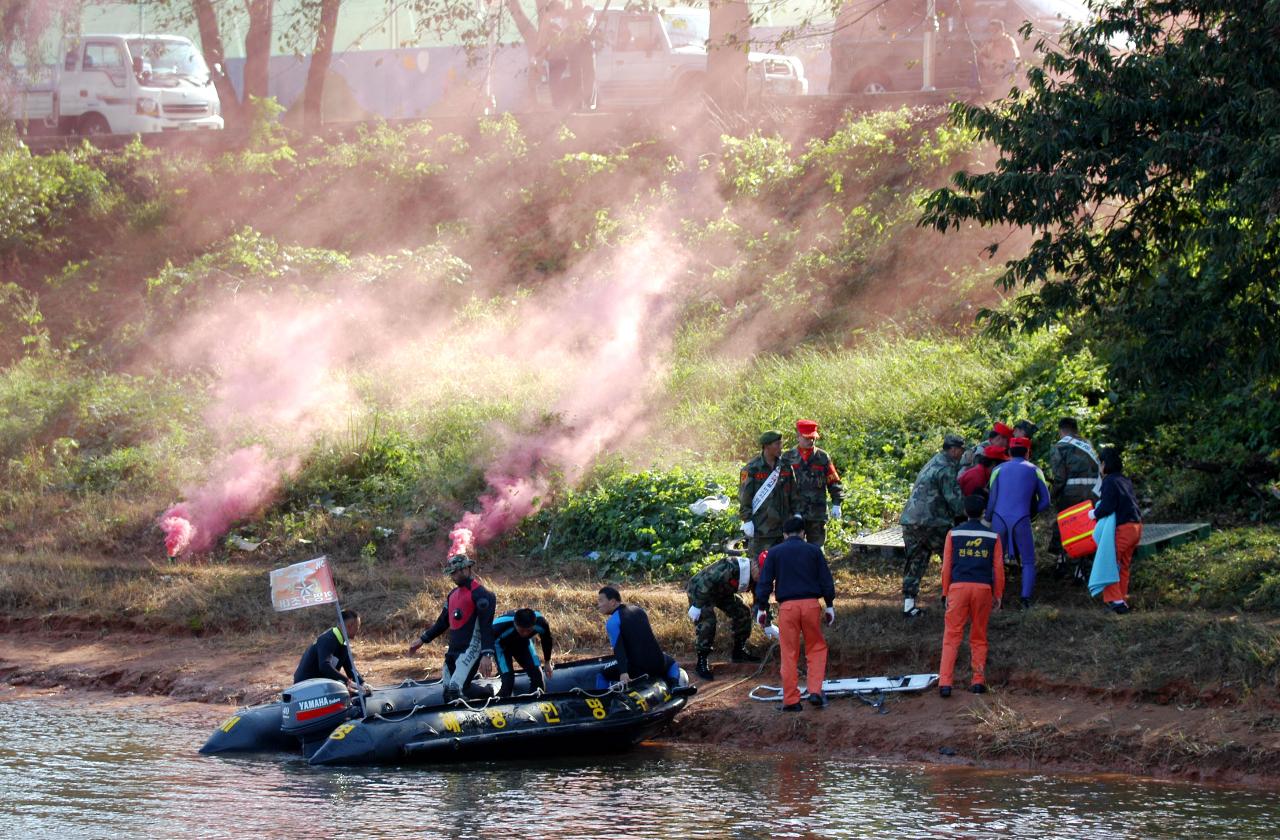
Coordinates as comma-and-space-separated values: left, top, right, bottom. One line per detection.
448, 525, 474, 557
158, 446, 296, 556
446, 232, 679, 554
161, 509, 195, 558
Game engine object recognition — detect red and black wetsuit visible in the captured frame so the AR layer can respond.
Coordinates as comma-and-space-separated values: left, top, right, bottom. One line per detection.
418, 576, 496, 697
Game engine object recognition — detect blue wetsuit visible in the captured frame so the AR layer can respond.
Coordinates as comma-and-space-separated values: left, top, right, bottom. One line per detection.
985, 457, 1051, 599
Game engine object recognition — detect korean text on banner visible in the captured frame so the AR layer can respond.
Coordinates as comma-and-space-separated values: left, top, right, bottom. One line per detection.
270, 556, 338, 612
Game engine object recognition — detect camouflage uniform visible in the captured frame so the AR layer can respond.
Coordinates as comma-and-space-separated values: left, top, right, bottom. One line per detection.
686, 556, 753, 655
1048, 435, 1101, 559
899, 450, 964, 598
780, 446, 844, 547
739, 453, 793, 560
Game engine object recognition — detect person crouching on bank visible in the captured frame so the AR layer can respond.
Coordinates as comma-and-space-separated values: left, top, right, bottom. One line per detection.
754, 514, 836, 712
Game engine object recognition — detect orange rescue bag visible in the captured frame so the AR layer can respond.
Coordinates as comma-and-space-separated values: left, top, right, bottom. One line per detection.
1057, 500, 1097, 558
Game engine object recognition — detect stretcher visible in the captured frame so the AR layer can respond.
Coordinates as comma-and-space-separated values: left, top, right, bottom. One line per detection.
749, 673, 938, 712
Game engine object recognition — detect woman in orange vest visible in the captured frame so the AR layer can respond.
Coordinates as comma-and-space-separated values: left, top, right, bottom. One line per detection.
938, 495, 1005, 697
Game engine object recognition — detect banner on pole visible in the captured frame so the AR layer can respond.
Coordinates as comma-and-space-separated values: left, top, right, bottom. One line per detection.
269, 556, 338, 612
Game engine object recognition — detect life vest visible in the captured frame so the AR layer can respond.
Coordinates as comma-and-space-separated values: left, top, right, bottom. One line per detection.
948, 526, 1000, 586
447, 579, 483, 630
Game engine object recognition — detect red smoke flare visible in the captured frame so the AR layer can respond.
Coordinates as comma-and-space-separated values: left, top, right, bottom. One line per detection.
161, 508, 195, 558
448, 525, 474, 557
158, 445, 296, 557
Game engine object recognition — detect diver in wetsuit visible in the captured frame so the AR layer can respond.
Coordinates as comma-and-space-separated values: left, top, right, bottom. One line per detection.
293, 609, 362, 692
985, 437, 1051, 609
595, 586, 679, 688
492, 608, 555, 698
408, 554, 497, 700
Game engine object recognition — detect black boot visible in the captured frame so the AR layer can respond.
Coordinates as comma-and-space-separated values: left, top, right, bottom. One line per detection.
731, 644, 762, 664
695, 654, 714, 681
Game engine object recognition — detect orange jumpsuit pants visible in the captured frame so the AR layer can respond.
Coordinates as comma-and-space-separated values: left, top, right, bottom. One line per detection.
1102, 522, 1142, 604
939, 582, 994, 688
778, 599, 828, 705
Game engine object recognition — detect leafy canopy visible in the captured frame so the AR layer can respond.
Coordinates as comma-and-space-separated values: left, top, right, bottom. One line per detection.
921, 0, 1280, 426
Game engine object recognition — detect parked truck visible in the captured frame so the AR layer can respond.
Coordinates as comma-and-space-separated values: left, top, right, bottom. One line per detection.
590, 7, 807, 107
4, 34, 223, 136
829, 0, 1088, 94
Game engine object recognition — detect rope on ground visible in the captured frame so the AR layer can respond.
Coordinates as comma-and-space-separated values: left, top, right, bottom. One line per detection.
687, 641, 780, 705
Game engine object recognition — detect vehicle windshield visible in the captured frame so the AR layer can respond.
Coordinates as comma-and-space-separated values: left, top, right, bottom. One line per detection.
127, 39, 209, 84
1012, 0, 1091, 22
662, 10, 710, 49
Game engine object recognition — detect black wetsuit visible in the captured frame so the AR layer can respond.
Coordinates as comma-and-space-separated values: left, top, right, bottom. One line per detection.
492, 610, 554, 697
601, 603, 676, 685
293, 626, 356, 685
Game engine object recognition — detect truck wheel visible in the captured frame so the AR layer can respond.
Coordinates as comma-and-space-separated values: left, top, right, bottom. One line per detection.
77, 113, 112, 136
850, 71, 892, 95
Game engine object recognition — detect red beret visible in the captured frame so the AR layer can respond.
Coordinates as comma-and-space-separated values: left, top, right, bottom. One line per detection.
1010, 436, 1032, 449
795, 419, 820, 438
992, 422, 1015, 438
983, 444, 1010, 461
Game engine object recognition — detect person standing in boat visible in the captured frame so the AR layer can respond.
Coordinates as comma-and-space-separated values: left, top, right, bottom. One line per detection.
408, 554, 497, 701
492, 607, 555, 698
754, 515, 836, 712
293, 608, 362, 693
596, 586, 679, 688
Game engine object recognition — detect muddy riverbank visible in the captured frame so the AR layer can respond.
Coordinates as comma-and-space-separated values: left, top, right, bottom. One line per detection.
4, 626, 1277, 789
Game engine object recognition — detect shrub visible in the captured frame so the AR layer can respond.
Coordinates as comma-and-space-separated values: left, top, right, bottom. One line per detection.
525, 466, 738, 580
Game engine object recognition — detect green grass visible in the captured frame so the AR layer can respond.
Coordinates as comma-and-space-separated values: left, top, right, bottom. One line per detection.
1134, 527, 1280, 611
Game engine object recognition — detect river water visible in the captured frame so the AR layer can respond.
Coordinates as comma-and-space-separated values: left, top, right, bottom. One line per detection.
1, 690, 1274, 839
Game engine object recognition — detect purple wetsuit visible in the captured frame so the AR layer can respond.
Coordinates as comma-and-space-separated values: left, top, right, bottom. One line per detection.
985, 457, 1051, 599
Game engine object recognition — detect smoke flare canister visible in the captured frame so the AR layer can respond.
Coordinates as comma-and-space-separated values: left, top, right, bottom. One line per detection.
1057, 501, 1097, 558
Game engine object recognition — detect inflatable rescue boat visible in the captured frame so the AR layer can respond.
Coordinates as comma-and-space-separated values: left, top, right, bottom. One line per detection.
200, 655, 694, 764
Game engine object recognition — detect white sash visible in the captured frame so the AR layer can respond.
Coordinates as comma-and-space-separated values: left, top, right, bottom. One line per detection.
750, 464, 782, 515
1060, 436, 1102, 494
736, 557, 752, 592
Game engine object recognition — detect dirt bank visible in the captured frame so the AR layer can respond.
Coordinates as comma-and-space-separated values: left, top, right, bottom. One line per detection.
3, 627, 1277, 789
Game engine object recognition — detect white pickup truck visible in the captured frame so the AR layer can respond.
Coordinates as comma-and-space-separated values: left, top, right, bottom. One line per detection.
592, 7, 807, 107
5, 34, 223, 136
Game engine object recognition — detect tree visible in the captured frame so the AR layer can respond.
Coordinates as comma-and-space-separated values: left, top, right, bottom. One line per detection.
243, 0, 274, 103
189, 0, 242, 125
300, 0, 342, 128
707, 0, 749, 110
920, 0, 1280, 437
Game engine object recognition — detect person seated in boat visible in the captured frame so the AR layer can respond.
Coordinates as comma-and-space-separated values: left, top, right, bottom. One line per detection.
408, 554, 498, 701
293, 609, 363, 694
492, 607, 555, 698
595, 586, 679, 689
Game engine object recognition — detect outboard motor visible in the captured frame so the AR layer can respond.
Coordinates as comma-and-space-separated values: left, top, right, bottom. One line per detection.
281, 678, 353, 751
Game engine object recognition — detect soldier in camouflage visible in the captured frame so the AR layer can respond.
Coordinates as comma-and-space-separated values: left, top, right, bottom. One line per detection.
780, 419, 844, 547
1049, 417, 1101, 579
899, 433, 967, 618
739, 430, 794, 561
686, 551, 761, 680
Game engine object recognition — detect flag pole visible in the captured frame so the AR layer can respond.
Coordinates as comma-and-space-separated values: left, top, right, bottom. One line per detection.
334, 599, 367, 717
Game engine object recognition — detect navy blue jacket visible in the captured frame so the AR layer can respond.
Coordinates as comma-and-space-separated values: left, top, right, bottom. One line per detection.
1094, 473, 1141, 526
605, 604, 667, 680
755, 535, 836, 608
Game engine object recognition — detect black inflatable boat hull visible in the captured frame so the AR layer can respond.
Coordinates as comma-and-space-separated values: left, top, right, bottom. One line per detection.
309, 673, 692, 766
